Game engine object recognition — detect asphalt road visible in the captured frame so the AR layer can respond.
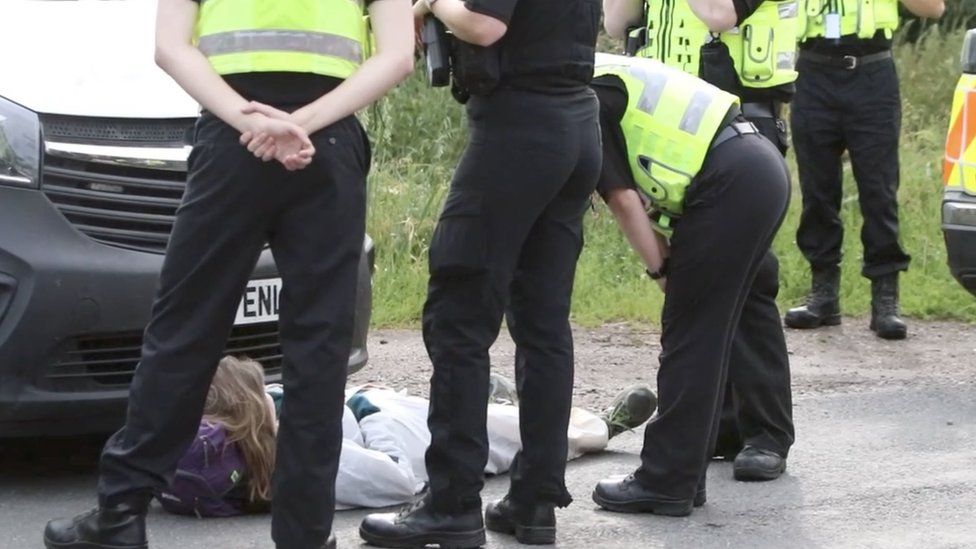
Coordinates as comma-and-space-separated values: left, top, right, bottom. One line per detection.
1, 320, 975, 549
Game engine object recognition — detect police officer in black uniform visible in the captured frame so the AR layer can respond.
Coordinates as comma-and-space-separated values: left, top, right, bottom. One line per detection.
604, 0, 796, 480
359, 0, 601, 546
586, 53, 792, 517
785, 0, 943, 339
42, 0, 414, 548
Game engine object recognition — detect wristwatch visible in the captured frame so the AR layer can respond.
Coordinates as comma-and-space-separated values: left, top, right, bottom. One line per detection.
646, 257, 669, 280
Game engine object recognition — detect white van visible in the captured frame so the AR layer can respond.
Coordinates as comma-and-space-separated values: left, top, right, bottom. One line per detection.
0, 0, 374, 436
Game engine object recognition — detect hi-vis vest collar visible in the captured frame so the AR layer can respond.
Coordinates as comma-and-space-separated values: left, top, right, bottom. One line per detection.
194, 0, 368, 79
595, 53, 739, 235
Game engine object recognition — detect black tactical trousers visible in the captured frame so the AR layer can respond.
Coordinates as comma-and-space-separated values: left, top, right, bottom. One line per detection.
97, 112, 368, 549
791, 54, 911, 278
635, 132, 790, 499
423, 88, 601, 512
715, 108, 795, 460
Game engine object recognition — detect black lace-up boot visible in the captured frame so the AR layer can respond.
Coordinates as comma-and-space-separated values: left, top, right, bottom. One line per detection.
784, 266, 841, 329
870, 273, 907, 340
485, 495, 556, 545
359, 493, 485, 548
44, 498, 148, 549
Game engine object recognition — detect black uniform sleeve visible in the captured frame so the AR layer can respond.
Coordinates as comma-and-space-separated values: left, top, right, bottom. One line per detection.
464, 0, 519, 24
731, 0, 765, 25
592, 76, 639, 201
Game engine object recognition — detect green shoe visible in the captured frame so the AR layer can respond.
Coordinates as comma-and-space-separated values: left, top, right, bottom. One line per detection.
602, 386, 657, 439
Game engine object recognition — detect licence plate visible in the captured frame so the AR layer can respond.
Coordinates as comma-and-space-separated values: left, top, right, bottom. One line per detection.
235, 278, 281, 325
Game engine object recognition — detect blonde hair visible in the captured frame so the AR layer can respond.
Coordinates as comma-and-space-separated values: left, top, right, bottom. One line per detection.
204, 356, 276, 503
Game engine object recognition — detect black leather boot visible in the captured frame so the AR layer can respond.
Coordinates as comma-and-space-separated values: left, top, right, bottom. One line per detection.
733, 445, 787, 481
784, 267, 841, 329
484, 495, 555, 545
44, 500, 148, 549
591, 474, 694, 517
359, 494, 485, 548
870, 274, 907, 340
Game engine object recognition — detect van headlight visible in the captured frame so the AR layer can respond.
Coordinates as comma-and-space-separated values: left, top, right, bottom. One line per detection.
0, 95, 40, 189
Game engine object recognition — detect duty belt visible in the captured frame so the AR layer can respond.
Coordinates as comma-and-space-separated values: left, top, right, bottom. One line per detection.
741, 102, 781, 120
711, 121, 759, 150
799, 49, 892, 70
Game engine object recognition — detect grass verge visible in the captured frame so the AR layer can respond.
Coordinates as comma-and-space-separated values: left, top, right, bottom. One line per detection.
364, 27, 976, 328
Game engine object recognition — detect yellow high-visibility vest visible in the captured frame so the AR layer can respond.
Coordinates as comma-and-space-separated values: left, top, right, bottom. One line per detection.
798, 0, 899, 41
194, 0, 368, 79
635, 0, 798, 89
595, 54, 739, 232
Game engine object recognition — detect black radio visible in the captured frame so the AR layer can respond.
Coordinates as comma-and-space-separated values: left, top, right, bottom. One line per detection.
422, 16, 451, 87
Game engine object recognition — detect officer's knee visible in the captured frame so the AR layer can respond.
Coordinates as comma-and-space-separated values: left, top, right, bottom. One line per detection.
752, 252, 781, 297
428, 191, 488, 279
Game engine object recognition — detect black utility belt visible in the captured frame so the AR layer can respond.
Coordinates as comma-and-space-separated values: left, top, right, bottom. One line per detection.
799, 49, 892, 70
711, 121, 759, 151
741, 101, 781, 120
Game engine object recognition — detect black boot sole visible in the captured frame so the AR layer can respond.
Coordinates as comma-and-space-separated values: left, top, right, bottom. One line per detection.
44, 536, 147, 549
485, 513, 555, 545
784, 313, 841, 329
591, 491, 693, 517
359, 526, 486, 549
734, 461, 787, 482
870, 322, 907, 340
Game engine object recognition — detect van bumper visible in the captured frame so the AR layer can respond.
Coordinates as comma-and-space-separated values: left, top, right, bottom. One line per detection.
0, 186, 371, 437
942, 189, 976, 297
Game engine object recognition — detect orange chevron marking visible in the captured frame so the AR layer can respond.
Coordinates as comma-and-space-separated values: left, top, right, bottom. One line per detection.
944, 79, 976, 185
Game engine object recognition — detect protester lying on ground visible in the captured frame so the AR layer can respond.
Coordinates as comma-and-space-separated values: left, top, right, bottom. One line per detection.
155, 356, 657, 516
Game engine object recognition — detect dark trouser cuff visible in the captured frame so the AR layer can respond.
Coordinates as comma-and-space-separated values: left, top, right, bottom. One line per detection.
99, 489, 152, 511
863, 262, 910, 279
509, 485, 573, 509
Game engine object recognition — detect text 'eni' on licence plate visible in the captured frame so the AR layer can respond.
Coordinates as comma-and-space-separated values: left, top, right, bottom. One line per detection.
235, 278, 282, 325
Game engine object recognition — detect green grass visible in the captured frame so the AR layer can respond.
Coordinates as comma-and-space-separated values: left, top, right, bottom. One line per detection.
363, 27, 976, 328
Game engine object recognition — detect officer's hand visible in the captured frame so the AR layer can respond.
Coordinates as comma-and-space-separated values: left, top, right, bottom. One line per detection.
240, 102, 315, 170
242, 101, 292, 122
239, 115, 315, 171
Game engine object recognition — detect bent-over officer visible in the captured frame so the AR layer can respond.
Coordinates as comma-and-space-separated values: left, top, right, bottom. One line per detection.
588, 53, 791, 516
359, 0, 602, 546
43, 0, 414, 548
785, 0, 943, 339
603, 0, 796, 479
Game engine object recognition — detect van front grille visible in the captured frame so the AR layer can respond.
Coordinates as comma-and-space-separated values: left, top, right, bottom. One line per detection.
46, 322, 282, 389
41, 155, 185, 253
41, 115, 193, 146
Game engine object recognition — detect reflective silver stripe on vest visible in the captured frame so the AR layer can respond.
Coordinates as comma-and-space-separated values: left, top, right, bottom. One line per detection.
778, 1, 798, 19
198, 30, 362, 63
629, 66, 669, 115
778, 51, 797, 70
679, 90, 713, 134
